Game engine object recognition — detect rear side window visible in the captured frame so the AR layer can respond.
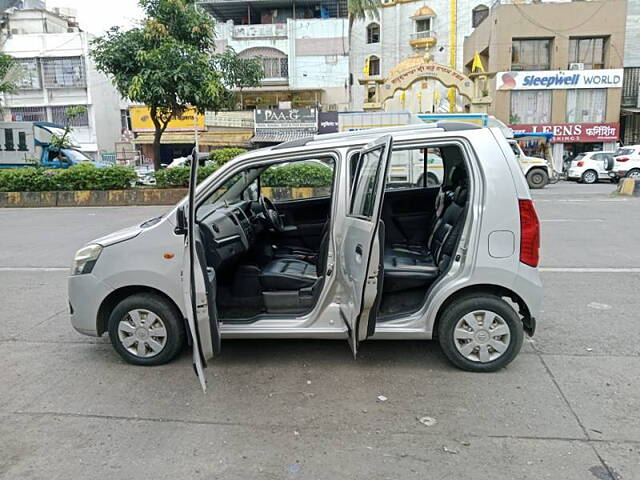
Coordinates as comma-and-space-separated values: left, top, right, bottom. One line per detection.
350, 148, 383, 219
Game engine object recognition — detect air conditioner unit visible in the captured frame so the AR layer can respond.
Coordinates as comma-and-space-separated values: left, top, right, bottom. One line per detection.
569, 63, 585, 70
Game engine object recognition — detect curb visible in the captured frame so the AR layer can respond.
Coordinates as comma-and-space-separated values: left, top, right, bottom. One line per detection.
616, 178, 640, 197
0, 188, 188, 208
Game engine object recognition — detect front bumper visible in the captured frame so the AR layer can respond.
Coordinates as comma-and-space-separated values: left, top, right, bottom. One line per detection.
68, 273, 114, 337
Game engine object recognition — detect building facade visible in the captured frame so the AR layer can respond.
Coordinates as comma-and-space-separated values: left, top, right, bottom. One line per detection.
620, 0, 640, 145
198, 0, 350, 115
349, 0, 489, 111
0, 8, 123, 158
464, 0, 627, 168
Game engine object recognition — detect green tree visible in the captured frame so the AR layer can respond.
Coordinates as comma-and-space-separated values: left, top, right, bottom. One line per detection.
211, 48, 263, 110
348, 0, 381, 32
91, 0, 224, 170
0, 53, 18, 99
49, 106, 88, 152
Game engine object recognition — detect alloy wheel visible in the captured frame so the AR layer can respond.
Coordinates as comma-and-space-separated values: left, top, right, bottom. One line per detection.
453, 310, 511, 363
117, 309, 168, 358
628, 170, 640, 179
584, 171, 597, 183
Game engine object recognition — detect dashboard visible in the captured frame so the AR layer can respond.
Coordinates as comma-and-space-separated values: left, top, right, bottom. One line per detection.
197, 201, 264, 270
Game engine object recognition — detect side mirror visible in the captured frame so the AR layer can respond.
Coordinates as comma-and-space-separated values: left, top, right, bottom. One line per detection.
174, 205, 187, 235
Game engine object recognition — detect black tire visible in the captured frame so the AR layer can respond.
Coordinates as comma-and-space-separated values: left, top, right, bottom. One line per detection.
415, 173, 439, 188
626, 169, 640, 180
437, 294, 524, 372
581, 169, 598, 184
108, 293, 185, 366
526, 168, 549, 189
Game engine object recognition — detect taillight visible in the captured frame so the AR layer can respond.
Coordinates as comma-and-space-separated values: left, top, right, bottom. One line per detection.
617, 157, 630, 162
519, 199, 540, 268
577, 161, 584, 167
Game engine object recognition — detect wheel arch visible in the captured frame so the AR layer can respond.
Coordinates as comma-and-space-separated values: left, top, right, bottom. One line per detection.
433, 284, 535, 338
97, 285, 184, 336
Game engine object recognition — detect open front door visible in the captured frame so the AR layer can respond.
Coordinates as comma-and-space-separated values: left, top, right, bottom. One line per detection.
340, 135, 393, 356
181, 149, 221, 391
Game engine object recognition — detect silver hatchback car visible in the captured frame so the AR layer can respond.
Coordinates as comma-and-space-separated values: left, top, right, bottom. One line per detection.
69, 123, 542, 389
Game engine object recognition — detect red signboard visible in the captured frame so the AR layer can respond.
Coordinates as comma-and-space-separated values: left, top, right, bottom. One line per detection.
509, 123, 619, 143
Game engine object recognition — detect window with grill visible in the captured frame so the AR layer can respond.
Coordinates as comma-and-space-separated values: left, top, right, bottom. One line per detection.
569, 37, 606, 69
51, 106, 89, 127
622, 67, 640, 107
10, 107, 47, 122
367, 23, 380, 44
42, 57, 86, 88
238, 47, 288, 79
566, 89, 606, 123
512, 39, 551, 70
415, 18, 431, 33
16, 58, 41, 89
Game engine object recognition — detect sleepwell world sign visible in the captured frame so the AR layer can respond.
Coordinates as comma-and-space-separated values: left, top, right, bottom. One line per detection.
497, 69, 623, 90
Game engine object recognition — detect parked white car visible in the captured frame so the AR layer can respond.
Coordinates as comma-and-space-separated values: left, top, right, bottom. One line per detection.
609, 145, 640, 181
566, 151, 615, 184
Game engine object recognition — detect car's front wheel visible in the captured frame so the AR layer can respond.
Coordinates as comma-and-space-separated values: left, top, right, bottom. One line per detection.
107, 293, 185, 366
437, 294, 524, 372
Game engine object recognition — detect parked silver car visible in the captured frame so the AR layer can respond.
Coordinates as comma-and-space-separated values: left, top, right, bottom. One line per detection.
69, 123, 542, 389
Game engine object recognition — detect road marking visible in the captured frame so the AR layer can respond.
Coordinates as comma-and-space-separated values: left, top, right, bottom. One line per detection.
0, 267, 69, 272
540, 267, 640, 273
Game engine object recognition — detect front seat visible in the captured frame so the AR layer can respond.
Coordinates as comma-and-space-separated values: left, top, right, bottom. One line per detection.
260, 228, 330, 291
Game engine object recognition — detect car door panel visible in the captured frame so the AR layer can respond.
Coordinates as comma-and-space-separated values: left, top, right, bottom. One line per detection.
340, 135, 393, 356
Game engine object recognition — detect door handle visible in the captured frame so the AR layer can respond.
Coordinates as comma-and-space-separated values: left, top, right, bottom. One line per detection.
355, 244, 363, 256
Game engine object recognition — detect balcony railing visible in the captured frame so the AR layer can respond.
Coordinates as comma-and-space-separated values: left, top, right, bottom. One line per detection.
410, 30, 436, 42
232, 23, 287, 39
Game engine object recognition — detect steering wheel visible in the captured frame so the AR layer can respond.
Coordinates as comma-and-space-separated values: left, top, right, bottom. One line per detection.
259, 196, 285, 232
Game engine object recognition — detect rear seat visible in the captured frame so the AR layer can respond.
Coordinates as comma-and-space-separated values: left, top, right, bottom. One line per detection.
383, 186, 468, 292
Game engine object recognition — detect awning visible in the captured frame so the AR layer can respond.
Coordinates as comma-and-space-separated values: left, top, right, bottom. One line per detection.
621, 107, 640, 114
251, 129, 315, 144
133, 129, 253, 147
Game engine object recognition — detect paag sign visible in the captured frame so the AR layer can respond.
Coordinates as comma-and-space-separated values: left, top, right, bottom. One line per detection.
497, 69, 623, 90
254, 108, 317, 130
510, 123, 620, 143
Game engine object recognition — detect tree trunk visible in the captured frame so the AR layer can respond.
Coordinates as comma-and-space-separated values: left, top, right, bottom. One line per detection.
152, 127, 163, 171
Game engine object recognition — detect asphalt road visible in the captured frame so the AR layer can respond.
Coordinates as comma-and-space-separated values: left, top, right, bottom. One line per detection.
1, 181, 639, 479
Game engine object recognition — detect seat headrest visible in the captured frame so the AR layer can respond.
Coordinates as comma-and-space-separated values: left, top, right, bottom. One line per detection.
450, 165, 468, 186
453, 187, 468, 205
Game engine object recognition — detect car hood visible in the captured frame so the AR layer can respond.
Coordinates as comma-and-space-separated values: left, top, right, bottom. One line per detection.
93, 224, 143, 247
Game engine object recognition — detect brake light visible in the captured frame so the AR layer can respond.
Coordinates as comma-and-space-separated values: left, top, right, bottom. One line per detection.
519, 199, 540, 268
577, 161, 584, 167
617, 157, 630, 162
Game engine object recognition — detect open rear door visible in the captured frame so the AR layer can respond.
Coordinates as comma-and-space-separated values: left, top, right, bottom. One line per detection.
340, 135, 393, 356
181, 149, 221, 391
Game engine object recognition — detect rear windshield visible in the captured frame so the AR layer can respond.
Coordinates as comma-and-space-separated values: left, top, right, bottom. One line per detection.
573, 154, 586, 161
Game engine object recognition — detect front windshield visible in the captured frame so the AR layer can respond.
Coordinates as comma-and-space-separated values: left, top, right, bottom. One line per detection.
200, 169, 257, 208
62, 148, 93, 163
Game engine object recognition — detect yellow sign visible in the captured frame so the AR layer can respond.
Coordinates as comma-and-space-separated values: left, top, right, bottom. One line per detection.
130, 106, 205, 132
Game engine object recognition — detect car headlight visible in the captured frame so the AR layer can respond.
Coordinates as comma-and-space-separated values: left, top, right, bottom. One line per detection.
71, 244, 103, 275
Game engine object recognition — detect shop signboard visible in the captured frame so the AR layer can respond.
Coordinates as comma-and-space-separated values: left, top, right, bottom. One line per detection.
510, 122, 620, 143
254, 108, 317, 131
497, 69, 624, 91
130, 106, 205, 132
318, 111, 339, 134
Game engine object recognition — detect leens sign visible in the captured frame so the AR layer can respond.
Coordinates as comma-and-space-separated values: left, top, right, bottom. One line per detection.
497, 69, 623, 90
510, 123, 620, 143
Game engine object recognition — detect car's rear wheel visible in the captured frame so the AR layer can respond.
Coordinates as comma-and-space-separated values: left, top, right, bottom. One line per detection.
626, 169, 640, 180
437, 295, 524, 372
526, 169, 549, 189
108, 293, 185, 366
581, 170, 598, 184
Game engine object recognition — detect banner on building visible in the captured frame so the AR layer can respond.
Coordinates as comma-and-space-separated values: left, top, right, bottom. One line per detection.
130, 106, 205, 132
497, 69, 623, 91
318, 111, 339, 134
253, 108, 317, 143
510, 123, 620, 143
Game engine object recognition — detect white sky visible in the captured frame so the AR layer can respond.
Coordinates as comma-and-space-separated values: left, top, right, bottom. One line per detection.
46, 0, 144, 35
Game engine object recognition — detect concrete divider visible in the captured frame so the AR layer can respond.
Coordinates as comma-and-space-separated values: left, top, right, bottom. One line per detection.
0, 188, 188, 208
616, 178, 640, 197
